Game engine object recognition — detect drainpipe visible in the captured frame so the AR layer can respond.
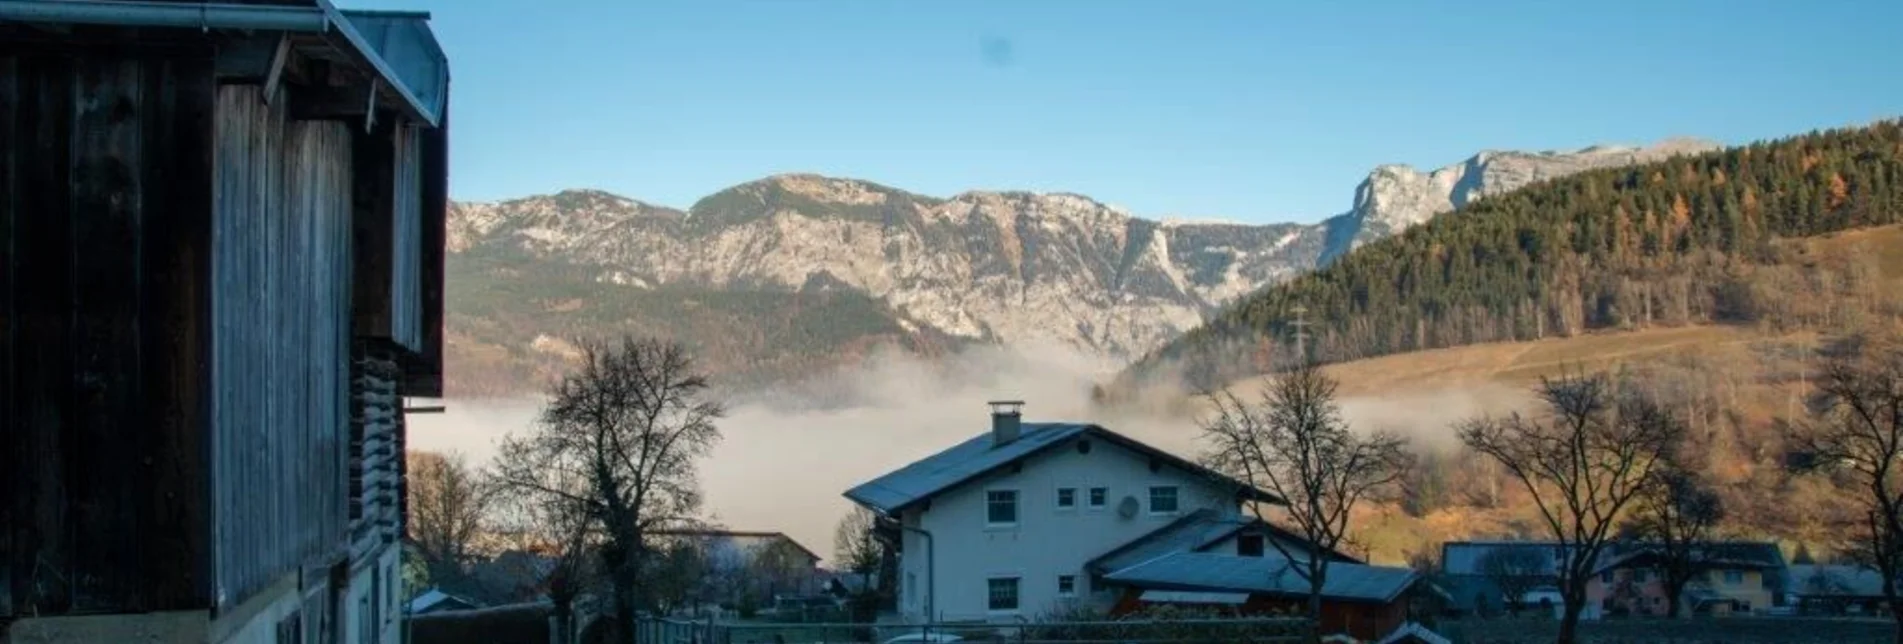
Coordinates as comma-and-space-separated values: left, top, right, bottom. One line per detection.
899, 525, 935, 622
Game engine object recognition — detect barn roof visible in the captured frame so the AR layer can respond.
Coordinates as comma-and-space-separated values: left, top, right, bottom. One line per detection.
0, 0, 449, 127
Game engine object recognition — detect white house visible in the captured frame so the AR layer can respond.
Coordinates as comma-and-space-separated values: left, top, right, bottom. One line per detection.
844, 402, 1308, 623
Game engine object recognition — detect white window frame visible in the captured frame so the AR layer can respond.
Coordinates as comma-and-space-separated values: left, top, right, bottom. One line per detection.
1055, 486, 1077, 511
1147, 485, 1180, 515
1087, 487, 1107, 511
986, 488, 1020, 528
1057, 575, 1077, 597
986, 576, 1022, 613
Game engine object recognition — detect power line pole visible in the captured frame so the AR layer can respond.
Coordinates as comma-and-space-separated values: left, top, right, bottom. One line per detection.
1289, 305, 1310, 367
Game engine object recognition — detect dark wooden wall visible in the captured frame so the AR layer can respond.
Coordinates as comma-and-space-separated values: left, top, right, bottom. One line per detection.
210, 83, 353, 611
0, 50, 215, 616
351, 121, 428, 358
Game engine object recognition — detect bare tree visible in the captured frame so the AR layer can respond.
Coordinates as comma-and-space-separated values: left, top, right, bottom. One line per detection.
407, 450, 494, 592
647, 537, 709, 617
1201, 360, 1410, 640
488, 489, 597, 643
1475, 546, 1550, 616
752, 539, 816, 601
491, 337, 724, 644
1458, 370, 1681, 644
1621, 465, 1724, 619
1783, 335, 1903, 643
834, 507, 884, 591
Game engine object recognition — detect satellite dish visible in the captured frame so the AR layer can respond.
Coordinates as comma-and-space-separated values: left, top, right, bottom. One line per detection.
1117, 496, 1139, 519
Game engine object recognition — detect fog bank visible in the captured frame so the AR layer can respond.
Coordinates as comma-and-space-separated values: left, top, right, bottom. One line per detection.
410, 343, 1528, 567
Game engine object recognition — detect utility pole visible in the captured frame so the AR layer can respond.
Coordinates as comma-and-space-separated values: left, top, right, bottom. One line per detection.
1289, 305, 1311, 367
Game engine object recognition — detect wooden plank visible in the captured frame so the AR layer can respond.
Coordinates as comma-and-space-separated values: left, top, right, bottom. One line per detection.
68, 54, 146, 611
409, 102, 447, 397
10, 53, 76, 615
390, 124, 422, 351
139, 53, 214, 610
0, 54, 17, 620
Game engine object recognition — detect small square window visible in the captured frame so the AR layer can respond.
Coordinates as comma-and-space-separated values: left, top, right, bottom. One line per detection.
1601, 571, 1613, 584
1148, 486, 1179, 514
1056, 488, 1076, 509
988, 577, 1020, 611
1237, 534, 1265, 557
987, 490, 1019, 525
1724, 570, 1744, 585
1058, 575, 1076, 596
1088, 488, 1107, 508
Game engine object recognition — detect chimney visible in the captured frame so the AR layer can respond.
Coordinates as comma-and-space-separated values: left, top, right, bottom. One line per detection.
989, 400, 1024, 446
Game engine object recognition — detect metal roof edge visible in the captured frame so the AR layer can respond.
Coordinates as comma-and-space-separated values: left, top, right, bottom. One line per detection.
0, 0, 446, 127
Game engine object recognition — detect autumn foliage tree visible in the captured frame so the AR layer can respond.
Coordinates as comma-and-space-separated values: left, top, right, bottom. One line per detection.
406, 450, 494, 593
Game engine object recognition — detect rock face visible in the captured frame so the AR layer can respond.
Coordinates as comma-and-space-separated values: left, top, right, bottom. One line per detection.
1320, 138, 1721, 261
446, 138, 1718, 394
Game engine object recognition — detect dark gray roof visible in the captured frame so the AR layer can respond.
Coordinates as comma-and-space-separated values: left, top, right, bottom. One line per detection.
844, 423, 1279, 515
1087, 509, 1358, 575
1103, 552, 1419, 604
1592, 541, 1786, 576
1440, 542, 1572, 577
1790, 564, 1889, 598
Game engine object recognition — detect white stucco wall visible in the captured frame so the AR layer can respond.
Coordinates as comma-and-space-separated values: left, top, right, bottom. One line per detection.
341, 546, 405, 644
897, 435, 1241, 623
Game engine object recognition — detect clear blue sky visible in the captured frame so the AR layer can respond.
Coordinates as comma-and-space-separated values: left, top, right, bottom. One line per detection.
352, 0, 1901, 224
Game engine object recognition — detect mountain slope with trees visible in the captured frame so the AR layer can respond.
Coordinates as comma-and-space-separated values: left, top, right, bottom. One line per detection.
1117, 121, 1903, 395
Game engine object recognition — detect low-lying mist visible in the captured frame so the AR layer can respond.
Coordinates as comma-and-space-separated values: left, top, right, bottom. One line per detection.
409, 343, 1530, 566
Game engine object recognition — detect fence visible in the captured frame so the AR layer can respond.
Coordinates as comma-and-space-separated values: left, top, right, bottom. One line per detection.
636, 616, 1310, 644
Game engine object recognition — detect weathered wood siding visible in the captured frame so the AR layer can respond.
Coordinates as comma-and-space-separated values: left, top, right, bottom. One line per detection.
211, 84, 353, 610
0, 51, 215, 616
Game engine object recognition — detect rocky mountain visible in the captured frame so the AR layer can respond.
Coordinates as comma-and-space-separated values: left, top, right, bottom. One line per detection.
445, 138, 1717, 396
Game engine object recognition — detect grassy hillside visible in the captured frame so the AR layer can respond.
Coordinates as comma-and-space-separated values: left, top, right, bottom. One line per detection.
1203, 225, 1903, 566
444, 244, 960, 396
1116, 121, 1903, 395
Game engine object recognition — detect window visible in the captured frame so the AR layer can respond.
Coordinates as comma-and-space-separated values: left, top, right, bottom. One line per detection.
358, 595, 373, 644
1601, 571, 1613, 583
1147, 486, 1179, 514
385, 564, 397, 623
1633, 569, 1649, 583
987, 490, 1019, 525
1237, 534, 1265, 557
906, 573, 917, 605
372, 566, 383, 629
987, 577, 1020, 611
1724, 570, 1744, 585
1056, 487, 1076, 510
275, 612, 302, 644
1058, 575, 1076, 597
1088, 487, 1107, 509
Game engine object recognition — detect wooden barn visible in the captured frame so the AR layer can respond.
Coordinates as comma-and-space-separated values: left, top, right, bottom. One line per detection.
0, 1, 449, 643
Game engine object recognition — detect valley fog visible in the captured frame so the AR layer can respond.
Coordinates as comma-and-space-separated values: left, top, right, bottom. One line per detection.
409, 344, 1527, 566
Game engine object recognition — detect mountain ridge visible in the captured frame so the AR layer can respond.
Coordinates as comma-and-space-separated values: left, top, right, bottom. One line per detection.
444, 137, 1721, 396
